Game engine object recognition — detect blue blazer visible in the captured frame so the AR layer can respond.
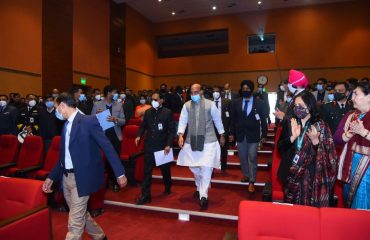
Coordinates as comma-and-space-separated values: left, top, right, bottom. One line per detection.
49, 112, 125, 197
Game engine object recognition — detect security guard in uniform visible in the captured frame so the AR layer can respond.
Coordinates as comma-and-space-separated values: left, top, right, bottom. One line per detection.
16, 94, 41, 136
135, 92, 175, 205
320, 82, 353, 134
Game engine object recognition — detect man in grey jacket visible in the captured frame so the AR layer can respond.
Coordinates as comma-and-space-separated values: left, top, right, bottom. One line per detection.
91, 85, 125, 191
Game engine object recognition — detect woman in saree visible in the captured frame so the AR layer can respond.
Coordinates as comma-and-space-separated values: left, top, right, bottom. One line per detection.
278, 91, 337, 207
334, 82, 370, 209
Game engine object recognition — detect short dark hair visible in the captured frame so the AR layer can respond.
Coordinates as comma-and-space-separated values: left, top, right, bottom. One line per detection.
56, 92, 77, 108
317, 78, 327, 84
346, 78, 358, 85
103, 85, 117, 97
69, 86, 82, 95
334, 82, 349, 91
0, 94, 8, 100
151, 91, 165, 99
160, 83, 167, 88
357, 82, 370, 95
296, 90, 320, 122
26, 94, 35, 99
45, 95, 54, 100
93, 88, 100, 93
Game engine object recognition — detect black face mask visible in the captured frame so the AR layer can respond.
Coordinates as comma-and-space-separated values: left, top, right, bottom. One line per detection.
334, 92, 346, 101
242, 91, 252, 98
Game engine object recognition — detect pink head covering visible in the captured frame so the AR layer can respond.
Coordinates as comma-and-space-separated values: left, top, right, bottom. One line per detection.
288, 69, 308, 88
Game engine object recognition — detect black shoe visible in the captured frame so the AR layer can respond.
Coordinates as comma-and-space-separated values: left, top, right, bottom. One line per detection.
193, 191, 200, 200
136, 195, 152, 205
164, 187, 171, 195
102, 236, 107, 240
112, 184, 120, 192
200, 197, 208, 210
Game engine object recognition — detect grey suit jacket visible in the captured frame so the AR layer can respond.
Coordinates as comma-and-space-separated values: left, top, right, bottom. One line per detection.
91, 100, 125, 140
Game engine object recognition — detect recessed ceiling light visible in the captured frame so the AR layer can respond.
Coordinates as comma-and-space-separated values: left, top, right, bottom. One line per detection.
258, 1, 262, 5
171, 11, 176, 15
212, 6, 217, 10
158, 0, 162, 2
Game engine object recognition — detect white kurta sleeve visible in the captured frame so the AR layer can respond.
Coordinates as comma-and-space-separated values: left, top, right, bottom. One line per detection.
177, 104, 188, 135
211, 103, 225, 134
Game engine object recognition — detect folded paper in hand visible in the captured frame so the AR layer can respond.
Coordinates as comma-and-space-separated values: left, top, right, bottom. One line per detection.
154, 148, 174, 166
96, 109, 115, 131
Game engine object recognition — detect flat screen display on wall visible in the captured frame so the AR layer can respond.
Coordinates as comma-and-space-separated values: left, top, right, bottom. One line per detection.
248, 33, 276, 54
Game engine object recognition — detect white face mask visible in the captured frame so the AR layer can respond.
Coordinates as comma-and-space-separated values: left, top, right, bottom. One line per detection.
151, 100, 160, 109
95, 95, 101, 101
280, 85, 286, 92
140, 99, 146, 105
213, 92, 220, 99
287, 83, 297, 94
0, 100, 7, 107
28, 100, 36, 107
120, 94, 126, 99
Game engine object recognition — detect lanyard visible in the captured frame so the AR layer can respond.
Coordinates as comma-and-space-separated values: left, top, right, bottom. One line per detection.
296, 122, 310, 151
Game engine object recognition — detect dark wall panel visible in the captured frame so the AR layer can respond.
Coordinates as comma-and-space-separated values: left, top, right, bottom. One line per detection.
42, 0, 73, 95
110, 1, 126, 89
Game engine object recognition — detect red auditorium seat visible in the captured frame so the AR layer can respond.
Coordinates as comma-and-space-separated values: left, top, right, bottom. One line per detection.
127, 118, 143, 126
34, 136, 61, 180
5, 136, 43, 178
0, 135, 19, 173
0, 177, 50, 240
238, 201, 370, 240
120, 125, 145, 183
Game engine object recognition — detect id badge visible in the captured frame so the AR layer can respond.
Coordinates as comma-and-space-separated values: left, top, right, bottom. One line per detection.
293, 154, 300, 164
29, 117, 34, 123
158, 123, 163, 131
255, 114, 260, 121
225, 111, 230, 118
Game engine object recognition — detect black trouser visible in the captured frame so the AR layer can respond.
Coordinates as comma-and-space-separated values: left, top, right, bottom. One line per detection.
105, 128, 122, 186
216, 132, 229, 171
141, 151, 172, 197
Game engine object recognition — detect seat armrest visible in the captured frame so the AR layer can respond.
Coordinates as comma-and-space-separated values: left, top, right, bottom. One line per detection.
0, 205, 47, 228
15, 165, 43, 177
0, 162, 16, 170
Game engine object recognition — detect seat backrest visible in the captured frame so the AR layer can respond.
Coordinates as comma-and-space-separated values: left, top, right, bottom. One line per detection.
43, 136, 61, 171
0, 177, 46, 221
16, 136, 43, 169
127, 118, 143, 126
121, 125, 144, 156
0, 134, 19, 165
320, 207, 370, 240
238, 201, 320, 240
271, 126, 284, 200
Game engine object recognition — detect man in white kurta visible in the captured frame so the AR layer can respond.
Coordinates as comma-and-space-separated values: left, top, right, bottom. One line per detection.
177, 84, 225, 210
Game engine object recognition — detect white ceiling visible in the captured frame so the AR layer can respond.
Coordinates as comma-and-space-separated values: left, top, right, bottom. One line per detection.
114, 0, 352, 23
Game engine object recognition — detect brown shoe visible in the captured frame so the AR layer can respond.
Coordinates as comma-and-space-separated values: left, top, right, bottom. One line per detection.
241, 176, 249, 183
248, 183, 255, 193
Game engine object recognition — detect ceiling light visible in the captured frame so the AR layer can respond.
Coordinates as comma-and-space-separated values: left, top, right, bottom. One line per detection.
258, 1, 262, 5
158, 0, 162, 2
171, 11, 176, 15
212, 6, 217, 10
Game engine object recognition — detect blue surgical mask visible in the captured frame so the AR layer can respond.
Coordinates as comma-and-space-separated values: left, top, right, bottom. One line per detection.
316, 84, 323, 91
79, 94, 86, 102
55, 107, 64, 120
328, 94, 334, 102
191, 94, 201, 102
45, 101, 54, 108
113, 93, 119, 101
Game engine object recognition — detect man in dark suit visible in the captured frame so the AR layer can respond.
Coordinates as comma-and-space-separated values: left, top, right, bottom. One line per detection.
223, 83, 238, 101
320, 82, 353, 134
169, 86, 184, 113
212, 86, 233, 174
230, 80, 268, 193
43, 93, 127, 240
0, 94, 18, 135
135, 92, 175, 205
